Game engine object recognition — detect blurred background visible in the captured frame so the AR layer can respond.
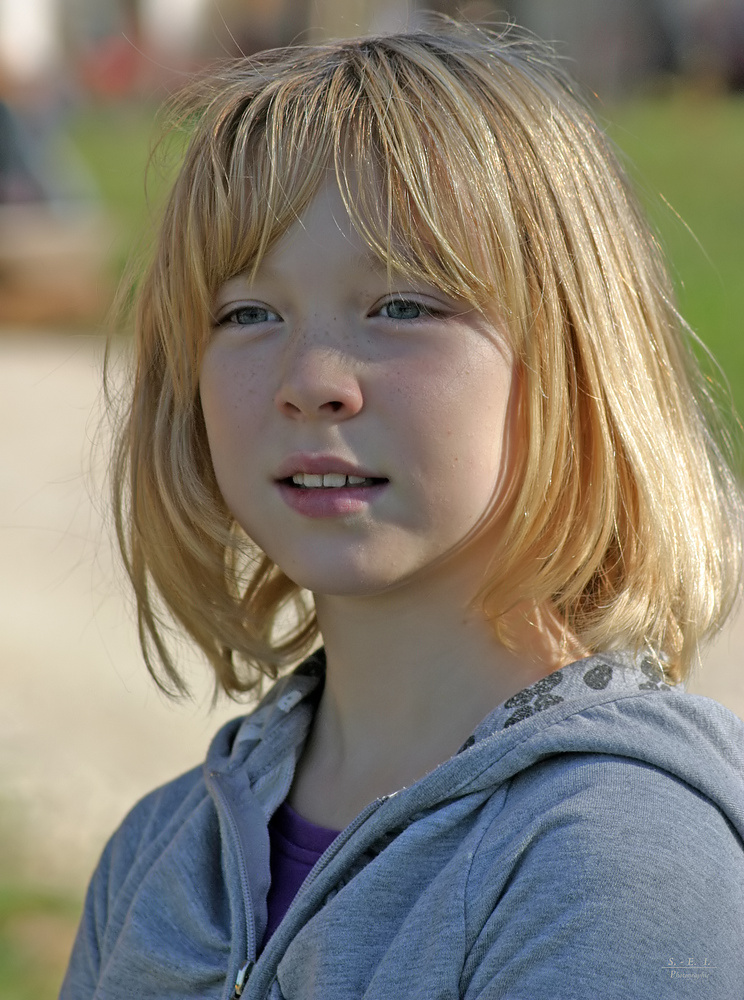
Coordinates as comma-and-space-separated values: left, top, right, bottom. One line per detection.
0, 0, 742, 994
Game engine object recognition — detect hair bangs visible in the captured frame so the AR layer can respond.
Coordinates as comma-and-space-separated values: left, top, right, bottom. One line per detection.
334, 39, 522, 311
172, 34, 536, 325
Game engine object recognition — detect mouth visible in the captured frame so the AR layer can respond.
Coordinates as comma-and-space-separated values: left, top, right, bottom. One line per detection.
282, 473, 388, 489
275, 464, 389, 518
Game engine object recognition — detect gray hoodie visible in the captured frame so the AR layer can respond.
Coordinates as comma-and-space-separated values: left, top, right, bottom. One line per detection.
60, 651, 744, 999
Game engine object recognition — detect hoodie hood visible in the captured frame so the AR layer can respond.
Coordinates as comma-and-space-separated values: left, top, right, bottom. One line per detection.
207, 649, 744, 847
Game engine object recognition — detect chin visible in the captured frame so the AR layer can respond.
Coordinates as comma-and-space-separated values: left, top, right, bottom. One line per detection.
274, 549, 414, 599
283, 567, 401, 599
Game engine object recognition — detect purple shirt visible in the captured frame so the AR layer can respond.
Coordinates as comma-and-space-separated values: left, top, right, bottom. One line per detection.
262, 800, 340, 948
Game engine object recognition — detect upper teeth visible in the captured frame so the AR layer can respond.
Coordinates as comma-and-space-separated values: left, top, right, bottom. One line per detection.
291, 473, 369, 487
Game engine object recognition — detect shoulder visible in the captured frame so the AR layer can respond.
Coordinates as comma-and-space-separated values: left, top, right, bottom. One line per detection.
84, 761, 216, 933
462, 752, 744, 998
501, 750, 741, 868
469, 748, 744, 892
471, 659, 744, 836
60, 762, 215, 995
104, 763, 209, 872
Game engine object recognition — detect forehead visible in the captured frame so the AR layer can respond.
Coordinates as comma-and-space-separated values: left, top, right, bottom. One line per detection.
217, 179, 469, 319
203, 71, 508, 307
252, 176, 385, 277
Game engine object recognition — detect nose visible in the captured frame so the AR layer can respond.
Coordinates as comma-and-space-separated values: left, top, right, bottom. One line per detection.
274, 330, 363, 421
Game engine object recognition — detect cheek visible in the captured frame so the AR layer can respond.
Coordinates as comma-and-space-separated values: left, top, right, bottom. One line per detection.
449, 365, 518, 522
388, 352, 516, 528
432, 358, 514, 464
198, 351, 269, 522
199, 349, 263, 450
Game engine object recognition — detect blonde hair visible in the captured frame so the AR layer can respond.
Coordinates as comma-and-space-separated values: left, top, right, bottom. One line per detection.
112, 18, 743, 696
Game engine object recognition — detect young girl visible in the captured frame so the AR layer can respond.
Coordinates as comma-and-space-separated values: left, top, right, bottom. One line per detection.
61, 19, 744, 999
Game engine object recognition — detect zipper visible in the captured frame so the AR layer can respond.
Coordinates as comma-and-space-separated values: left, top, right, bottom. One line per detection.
294, 795, 388, 897
221, 787, 391, 999
230, 960, 255, 998
261, 792, 389, 951
233, 795, 389, 998
207, 771, 257, 999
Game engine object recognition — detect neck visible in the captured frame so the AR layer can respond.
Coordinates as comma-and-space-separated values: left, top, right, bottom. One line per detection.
288, 573, 582, 828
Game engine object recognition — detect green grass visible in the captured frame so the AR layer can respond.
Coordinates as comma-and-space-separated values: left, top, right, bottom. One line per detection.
66, 102, 183, 276
0, 883, 80, 998
604, 91, 744, 424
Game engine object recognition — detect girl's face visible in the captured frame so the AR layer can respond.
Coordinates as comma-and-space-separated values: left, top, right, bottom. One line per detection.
200, 178, 519, 600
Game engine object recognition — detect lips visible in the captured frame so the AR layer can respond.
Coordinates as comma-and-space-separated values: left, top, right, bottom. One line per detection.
274, 454, 389, 517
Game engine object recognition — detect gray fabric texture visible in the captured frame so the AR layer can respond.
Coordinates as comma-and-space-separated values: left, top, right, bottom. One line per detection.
60, 650, 744, 999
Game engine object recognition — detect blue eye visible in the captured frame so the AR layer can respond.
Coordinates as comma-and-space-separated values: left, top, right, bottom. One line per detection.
221, 305, 279, 325
379, 299, 430, 320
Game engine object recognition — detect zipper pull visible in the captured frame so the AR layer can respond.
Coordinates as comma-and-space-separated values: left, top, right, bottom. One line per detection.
230, 960, 254, 999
